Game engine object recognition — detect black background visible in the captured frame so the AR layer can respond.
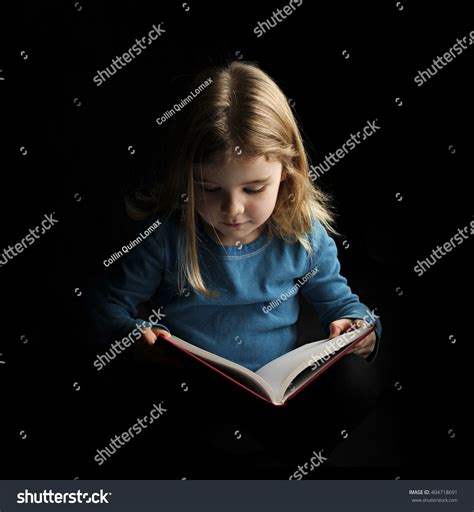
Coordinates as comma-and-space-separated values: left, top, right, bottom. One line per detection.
0, 0, 472, 479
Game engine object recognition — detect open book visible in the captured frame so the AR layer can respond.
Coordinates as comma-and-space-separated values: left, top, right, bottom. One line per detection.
157, 323, 376, 406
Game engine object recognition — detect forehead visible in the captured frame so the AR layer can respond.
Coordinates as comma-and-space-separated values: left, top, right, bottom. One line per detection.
194, 156, 282, 182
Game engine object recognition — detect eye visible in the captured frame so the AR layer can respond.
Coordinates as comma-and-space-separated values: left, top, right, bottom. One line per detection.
203, 187, 266, 194
245, 187, 266, 194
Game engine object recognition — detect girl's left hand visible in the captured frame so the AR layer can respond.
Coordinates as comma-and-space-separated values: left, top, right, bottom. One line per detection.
328, 318, 376, 359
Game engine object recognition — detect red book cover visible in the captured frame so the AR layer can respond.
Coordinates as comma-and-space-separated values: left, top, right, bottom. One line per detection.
156, 324, 377, 406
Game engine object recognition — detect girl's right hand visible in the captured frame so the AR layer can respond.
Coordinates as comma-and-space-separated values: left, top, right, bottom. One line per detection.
133, 327, 185, 368
141, 326, 173, 346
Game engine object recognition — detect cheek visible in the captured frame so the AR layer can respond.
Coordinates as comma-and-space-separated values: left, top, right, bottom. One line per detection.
257, 187, 280, 209
246, 197, 274, 218
194, 192, 219, 216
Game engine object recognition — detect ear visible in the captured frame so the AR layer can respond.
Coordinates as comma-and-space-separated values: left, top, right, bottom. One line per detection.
280, 167, 287, 183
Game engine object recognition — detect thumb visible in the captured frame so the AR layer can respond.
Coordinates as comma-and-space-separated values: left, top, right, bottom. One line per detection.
329, 322, 343, 338
141, 328, 158, 346
152, 328, 173, 341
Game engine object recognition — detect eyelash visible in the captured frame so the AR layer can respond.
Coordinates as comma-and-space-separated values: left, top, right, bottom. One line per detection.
203, 186, 266, 194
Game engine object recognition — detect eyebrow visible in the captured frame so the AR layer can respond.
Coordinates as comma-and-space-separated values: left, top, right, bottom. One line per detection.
193, 176, 272, 185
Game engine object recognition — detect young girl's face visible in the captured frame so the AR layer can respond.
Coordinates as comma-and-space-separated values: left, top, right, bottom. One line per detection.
193, 155, 286, 246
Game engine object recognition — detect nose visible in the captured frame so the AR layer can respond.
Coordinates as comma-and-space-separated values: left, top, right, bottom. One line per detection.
220, 191, 244, 217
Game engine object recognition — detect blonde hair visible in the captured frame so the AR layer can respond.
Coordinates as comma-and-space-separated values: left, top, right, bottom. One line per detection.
126, 61, 338, 298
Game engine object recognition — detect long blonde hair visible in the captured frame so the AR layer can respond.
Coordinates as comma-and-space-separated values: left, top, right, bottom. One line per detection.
126, 61, 338, 298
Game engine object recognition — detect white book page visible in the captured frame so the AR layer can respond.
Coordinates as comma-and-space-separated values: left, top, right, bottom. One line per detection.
165, 334, 276, 401
280, 355, 335, 403
255, 324, 374, 402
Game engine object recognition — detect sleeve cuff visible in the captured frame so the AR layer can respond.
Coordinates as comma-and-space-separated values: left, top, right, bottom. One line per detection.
362, 317, 382, 363
139, 321, 170, 333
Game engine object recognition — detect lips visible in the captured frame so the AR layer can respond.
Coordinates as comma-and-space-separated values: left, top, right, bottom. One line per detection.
223, 221, 246, 227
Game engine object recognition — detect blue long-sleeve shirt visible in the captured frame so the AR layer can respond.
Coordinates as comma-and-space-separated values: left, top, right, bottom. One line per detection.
92, 213, 382, 371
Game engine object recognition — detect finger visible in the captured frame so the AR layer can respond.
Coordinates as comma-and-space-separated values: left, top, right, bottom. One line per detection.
347, 330, 372, 354
151, 328, 172, 339
348, 320, 365, 332
141, 328, 158, 346
329, 321, 351, 338
353, 350, 370, 359
351, 340, 370, 354
352, 346, 369, 355
352, 337, 375, 356
341, 319, 365, 335
352, 338, 371, 350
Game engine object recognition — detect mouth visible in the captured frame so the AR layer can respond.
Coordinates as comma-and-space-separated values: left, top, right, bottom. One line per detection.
223, 221, 247, 228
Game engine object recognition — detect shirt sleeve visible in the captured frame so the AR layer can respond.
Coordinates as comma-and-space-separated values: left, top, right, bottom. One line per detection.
299, 218, 382, 363
90, 219, 169, 344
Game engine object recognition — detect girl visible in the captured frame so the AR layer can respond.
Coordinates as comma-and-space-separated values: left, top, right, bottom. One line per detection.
92, 62, 382, 473
94, 61, 381, 369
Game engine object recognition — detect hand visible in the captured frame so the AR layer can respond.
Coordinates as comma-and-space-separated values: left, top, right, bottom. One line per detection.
133, 327, 186, 368
328, 318, 376, 359
141, 326, 173, 346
